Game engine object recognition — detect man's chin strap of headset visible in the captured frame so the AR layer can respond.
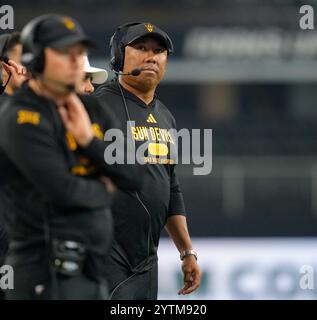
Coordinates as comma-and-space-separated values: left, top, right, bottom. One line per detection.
0, 55, 12, 94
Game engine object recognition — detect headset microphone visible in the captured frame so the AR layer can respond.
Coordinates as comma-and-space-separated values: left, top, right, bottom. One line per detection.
65, 84, 75, 92
113, 68, 142, 77
38, 74, 76, 94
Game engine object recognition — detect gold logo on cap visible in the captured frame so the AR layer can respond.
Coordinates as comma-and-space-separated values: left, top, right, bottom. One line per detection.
61, 17, 75, 30
145, 23, 154, 32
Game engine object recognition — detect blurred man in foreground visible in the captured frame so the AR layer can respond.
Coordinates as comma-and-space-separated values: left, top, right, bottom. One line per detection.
0, 14, 141, 299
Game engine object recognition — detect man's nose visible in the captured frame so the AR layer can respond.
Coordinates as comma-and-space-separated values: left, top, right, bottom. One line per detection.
84, 80, 94, 94
144, 50, 157, 64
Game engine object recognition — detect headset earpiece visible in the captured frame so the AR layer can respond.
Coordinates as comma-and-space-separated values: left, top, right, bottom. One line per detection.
20, 14, 52, 75
109, 22, 143, 72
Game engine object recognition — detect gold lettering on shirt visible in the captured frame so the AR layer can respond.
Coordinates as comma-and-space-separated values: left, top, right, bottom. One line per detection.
17, 110, 40, 126
130, 126, 175, 144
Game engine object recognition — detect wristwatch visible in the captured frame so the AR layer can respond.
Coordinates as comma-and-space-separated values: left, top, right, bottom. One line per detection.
180, 249, 198, 261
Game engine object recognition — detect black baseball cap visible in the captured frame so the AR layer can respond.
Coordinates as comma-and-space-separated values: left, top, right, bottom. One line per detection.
121, 22, 174, 55
35, 15, 95, 49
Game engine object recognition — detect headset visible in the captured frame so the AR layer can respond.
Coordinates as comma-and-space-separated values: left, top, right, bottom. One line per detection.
20, 14, 55, 75
0, 34, 10, 62
109, 21, 174, 73
20, 14, 76, 92
109, 22, 142, 72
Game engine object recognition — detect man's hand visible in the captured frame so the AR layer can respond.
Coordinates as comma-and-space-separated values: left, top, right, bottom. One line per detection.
178, 255, 201, 295
164, 215, 201, 295
58, 93, 94, 147
1, 59, 28, 86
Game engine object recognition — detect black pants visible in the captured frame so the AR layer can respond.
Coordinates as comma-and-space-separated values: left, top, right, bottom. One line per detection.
5, 258, 108, 300
107, 261, 158, 300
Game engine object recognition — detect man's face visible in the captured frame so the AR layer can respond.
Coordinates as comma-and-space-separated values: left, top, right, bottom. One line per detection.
122, 36, 168, 91
43, 43, 86, 90
77, 73, 94, 94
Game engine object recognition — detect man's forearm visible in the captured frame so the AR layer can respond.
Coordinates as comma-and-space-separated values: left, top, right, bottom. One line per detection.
165, 215, 193, 253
